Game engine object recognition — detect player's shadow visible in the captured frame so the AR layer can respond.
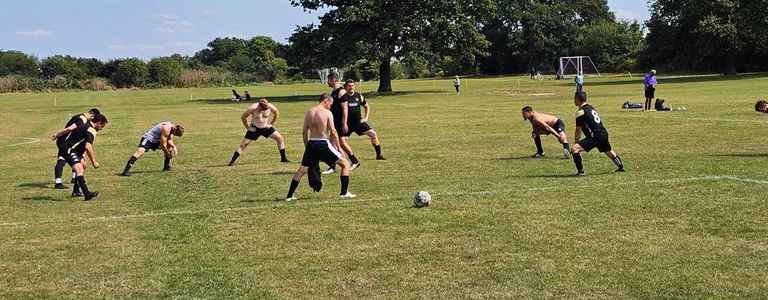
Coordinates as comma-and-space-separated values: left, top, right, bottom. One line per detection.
16, 182, 52, 190
525, 171, 613, 178
494, 156, 559, 161
21, 196, 61, 202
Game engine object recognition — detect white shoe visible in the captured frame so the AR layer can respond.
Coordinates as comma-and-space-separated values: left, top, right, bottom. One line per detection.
286, 196, 298, 202
350, 162, 361, 170
321, 167, 336, 175
563, 149, 570, 159
340, 192, 357, 199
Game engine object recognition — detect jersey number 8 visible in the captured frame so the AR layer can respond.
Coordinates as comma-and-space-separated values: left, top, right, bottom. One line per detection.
592, 111, 601, 123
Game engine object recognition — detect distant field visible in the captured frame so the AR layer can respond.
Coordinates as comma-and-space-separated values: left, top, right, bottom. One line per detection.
2, 74, 767, 298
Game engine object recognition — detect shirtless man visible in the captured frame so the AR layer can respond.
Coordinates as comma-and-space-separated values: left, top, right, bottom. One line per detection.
285, 93, 355, 201
522, 106, 570, 159
121, 121, 185, 176
228, 98, 289, 166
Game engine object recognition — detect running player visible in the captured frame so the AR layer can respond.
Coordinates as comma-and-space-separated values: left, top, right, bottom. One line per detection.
120, 121, 185, 176
61, 114, 108, 200
570, 92, 625, 175
522, 106, 570, 159
342, 79, 385, 160
755, 99, 768, 113
51, 108, 101, 189
323, 73, 360, 174
228, 98, 289, 166
285, 93, 355, 201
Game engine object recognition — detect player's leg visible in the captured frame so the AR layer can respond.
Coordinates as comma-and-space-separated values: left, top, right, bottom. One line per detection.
340, 137, 359, 169
269, 131, 289, 162
163, 152, 173, 171
363, 128, 385, 160
570, 143, 586, 176
335, 157, 354, 198
229, 138, 252, 166
121, 147, 147, 176
286, 166, 307, 201
600, 139, 624, 172
532, 132, 544, 158
72, 159, 98, 200
54, 156, 67, 189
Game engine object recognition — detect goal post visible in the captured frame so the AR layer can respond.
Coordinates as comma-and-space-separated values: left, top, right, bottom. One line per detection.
317, 67, 345, 85
559, 56, 600, 78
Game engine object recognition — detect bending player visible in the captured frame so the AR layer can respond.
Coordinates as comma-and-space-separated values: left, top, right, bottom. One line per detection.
61, 114, 109, 200
570, 92, 625, 175
522, 106, 570, 159
341, 79, 385, 160
121, 121, 184, 176
285, 93, 355, 201
228, 98, 289, 166
51, 108, 101, 189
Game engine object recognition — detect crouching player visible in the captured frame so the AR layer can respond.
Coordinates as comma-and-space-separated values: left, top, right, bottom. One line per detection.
121, 121, 184, 176
570, 92, 625, 175
522, 106, 570, 159
62, 114, 108, 200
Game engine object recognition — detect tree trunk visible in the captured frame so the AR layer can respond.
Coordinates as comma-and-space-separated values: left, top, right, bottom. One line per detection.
378, 58, 392, 93
723, 48, 737, 75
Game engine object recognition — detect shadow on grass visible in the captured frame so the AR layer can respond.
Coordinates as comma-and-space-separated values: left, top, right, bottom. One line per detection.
586, 73, 768, 87
495, 156, 568, 161
524, 171, 613, 178
21, 196, 61, 202
17, 182, 52, 189
192, 90, 443, 105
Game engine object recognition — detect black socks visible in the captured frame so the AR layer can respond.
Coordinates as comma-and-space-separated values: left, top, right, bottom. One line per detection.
373, 144, 382, 158
123, 156, 137, 174
340, 176, 349, 195
279, 149, 288, 162
349, 154, 359, 165
534, 135, 544, 155
54, 159, 66, 183
612, 155, 624, 170
75, 176, 89, 195
163, 155, 172, 170
287, 179, 300, 198
572, 153, 584, 173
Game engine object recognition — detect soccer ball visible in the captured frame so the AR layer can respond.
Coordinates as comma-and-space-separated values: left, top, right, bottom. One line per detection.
413, 191, 431, 208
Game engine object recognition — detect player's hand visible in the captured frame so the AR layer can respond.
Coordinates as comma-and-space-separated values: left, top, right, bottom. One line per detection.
558, 134, 567, 144
342, 125, 348, 135
93, 161, 100, 169
51, 134, 57, 141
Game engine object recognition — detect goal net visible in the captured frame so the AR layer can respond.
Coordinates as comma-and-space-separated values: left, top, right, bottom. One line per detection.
559, 56, 600, 78
317, 67, 345, 85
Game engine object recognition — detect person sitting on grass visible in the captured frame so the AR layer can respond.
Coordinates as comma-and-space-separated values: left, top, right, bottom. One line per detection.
756, 99, 768, 113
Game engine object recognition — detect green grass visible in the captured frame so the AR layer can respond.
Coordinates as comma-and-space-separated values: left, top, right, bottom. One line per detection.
1, 74, 767, 298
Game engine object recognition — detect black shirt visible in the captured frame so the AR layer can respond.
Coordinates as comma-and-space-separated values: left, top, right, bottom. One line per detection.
330, 87, 346, 126
575, 104, 608, 138
343, 92, 366, 126
63, 122, 97, 155
57, 113, 89, 144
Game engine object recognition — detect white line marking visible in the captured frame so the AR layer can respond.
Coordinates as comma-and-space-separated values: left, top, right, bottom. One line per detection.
7, 138, 40, 147
614, 114, 768, 124
0, 175, 763, 228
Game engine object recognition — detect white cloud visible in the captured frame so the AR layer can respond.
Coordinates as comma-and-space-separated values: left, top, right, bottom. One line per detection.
155, 20, 193, 33
136, 44, 165, 51
16, 29, 53, 37
613, 9, 648, 22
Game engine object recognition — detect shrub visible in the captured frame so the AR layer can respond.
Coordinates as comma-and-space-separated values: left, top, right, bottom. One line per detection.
111, 58, 148, 88
148, 57, 183, 87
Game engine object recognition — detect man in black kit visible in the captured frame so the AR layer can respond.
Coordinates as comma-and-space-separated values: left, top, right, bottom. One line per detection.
570, 92, 625, 176
323, 73, 361, 174
341, 79, 385, 160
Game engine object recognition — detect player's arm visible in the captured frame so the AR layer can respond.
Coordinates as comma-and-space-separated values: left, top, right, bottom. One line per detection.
270, 104, 280, 125
302, 113, 310, 146
341, 101, 349, 133
159, 127, 173, 155
52, 123, 80, 140
241, 105, 257, 129
84, 142, 99, 168
328, 114, 342, 151
535, 118, 558, 136
362, 96, 370, 122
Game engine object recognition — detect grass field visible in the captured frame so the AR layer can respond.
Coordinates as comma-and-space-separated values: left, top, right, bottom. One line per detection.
2, 74, 768, 298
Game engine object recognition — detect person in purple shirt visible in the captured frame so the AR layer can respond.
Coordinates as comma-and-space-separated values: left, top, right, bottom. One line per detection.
644, 70, 657, 110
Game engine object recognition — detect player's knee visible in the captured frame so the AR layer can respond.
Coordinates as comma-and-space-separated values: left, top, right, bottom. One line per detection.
337, 158, 350, 169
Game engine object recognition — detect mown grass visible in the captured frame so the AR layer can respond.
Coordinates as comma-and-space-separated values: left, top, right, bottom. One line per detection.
1, 74, 767, 298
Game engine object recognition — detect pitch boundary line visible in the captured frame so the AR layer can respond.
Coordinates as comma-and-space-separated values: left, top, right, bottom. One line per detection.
613, 113, 768, 124
6, 138, 41, 147
1, 175, 764, 228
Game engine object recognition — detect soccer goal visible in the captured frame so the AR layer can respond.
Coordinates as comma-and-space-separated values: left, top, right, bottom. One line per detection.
317, 67, 345, 85
559, 56, 600, 78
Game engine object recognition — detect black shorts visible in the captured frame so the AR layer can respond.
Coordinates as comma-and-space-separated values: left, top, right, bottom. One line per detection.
244, 126, 276, 140
64, 151, 84, 167
344, 122, 373, 137
534, 119, 565, 136
578, 135, 612, 153
301, 139, 343, 167
645, 87, 656, 98
138, 137, 161, 151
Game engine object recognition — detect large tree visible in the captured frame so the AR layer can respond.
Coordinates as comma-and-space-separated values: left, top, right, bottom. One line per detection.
290, 0, 492, 93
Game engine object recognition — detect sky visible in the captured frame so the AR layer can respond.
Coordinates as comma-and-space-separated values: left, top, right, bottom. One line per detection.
1, 0, 650, 60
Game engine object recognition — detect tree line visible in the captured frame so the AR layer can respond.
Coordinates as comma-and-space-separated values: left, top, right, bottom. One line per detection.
1, 0, 766, 93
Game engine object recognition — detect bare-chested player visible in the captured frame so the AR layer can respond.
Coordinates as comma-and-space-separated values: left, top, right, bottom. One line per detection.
228, 98, 289, 166
121, 121, 184, 176
522, 106, 570, 159
285, 93, 355, 201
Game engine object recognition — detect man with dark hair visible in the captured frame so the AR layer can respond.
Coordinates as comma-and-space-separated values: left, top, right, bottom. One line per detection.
341, 79, 385, 160
570, 92, 625, 176
322, 73, 361, 174
285, 93, 355, 201
228, 98, 289, 166
755, 99, 768, 113
522, 106, 570, 159
121, 121, 184, 176
61, 114, 108, 200
51, 108, 101, 189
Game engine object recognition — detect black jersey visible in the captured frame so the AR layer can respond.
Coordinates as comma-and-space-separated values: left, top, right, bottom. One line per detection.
575, 104, 608, 138
343, 92, 366, 126
57, 113, 89, 144
62, 122, 97, 155
330, 87, 346, 126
